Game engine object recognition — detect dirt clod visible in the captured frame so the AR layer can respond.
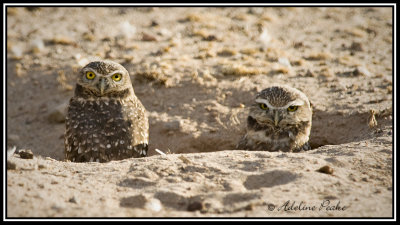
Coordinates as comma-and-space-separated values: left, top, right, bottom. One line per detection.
317, 165, 334, 175
18, 149, 34, 159
349, 42, 363, 51
187, 201, 205, 212
68, 196, 78, 204
142, 33, 157, 42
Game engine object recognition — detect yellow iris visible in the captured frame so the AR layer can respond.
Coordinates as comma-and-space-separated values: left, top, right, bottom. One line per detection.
287, 105, 298, 112
112, 73, 122, 81
86, 71, 96, 80
259, 103, 268, 110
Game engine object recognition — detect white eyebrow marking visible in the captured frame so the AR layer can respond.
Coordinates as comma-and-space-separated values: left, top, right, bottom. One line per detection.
82, 68, 125, 77
282, 100, 304, 108
255, 98, 275, 109
255, 98, 304, 109
105, 70, 125, 77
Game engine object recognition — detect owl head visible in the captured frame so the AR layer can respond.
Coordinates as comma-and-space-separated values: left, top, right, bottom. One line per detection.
248, 85, 312, 129
76, 60, 133, 97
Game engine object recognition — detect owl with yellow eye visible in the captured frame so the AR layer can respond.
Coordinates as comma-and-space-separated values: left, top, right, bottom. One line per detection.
64, 60, 149, 162
237, 85, 312, 152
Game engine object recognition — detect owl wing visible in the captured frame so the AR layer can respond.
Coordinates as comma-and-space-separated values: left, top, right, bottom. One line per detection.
123, 98, 149, 157
64, 98, 87, 161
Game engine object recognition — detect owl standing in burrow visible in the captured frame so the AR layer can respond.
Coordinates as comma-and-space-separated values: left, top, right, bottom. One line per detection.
65, 60, 148, 162
237, 85, 312, 152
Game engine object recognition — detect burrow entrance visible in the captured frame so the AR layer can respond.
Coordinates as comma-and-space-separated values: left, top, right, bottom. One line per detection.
148, 109, 392, 155
309, 109, 391, 149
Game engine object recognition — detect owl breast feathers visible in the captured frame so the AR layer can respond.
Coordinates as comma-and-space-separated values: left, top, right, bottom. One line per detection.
237, 85, 312, 152
64, 60, 149, 162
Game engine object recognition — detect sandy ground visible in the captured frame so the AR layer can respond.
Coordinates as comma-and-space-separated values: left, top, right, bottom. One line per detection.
6, 7, 393, 218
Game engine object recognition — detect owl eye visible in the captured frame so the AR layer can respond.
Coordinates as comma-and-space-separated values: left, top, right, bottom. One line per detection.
287, 105, 298, 112
86, 71, 96, 80
112, 73, 122, 81
259, 103, 268, 110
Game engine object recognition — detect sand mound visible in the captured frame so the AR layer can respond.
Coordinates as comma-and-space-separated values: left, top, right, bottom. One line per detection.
7, 133, 392, 217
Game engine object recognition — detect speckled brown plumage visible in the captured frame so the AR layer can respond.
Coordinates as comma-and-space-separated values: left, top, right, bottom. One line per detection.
237, 85, 312, 152
65, 60, 148, 162
256, 86, 298, 107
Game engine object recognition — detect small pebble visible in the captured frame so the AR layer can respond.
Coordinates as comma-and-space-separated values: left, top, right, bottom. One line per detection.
68, 196, 78, 204
324, 195, 338, 200
293, 42, 303, 48
217, 49, 237, 57
349, 42, 363, 51
247, 8, 263, 15
18, 149, 34, 159
51, 204, 63, 212
358, 66, 371, 77
145, 198, 162, 212
304, 70, 316, 77
259, 29, 271, 45
245, 203, 254, 210
142, 33, 157, 42
187, 201, 205, 212
317, 165, 334, 175
38, 164, 46, 169
150, 20, 159, 27
202, 35, 217, 41
278, 57, 291, 68
31, 38, 45, 53
49, 36, 76, 46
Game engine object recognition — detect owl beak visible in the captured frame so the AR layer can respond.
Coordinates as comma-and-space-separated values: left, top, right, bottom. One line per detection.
274, 110, 280, 126
99, 78, 107, 95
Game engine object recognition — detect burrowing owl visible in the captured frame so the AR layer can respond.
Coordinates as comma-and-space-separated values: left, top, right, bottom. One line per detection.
65, 60, 149, 162
237, 85, 312, 152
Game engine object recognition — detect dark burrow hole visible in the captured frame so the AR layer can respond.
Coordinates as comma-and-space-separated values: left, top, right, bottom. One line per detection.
308, 110, 391, 149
